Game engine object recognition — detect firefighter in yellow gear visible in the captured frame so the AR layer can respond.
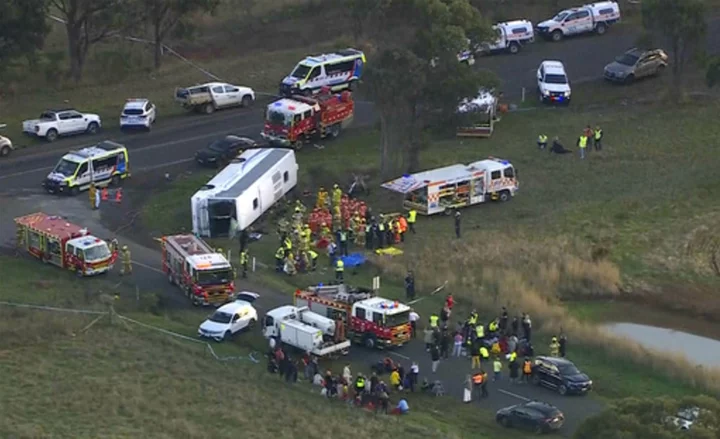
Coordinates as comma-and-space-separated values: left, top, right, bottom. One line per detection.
308, 249, 318, 271
295, 199, 306, 214
355, 222, 366, 247
316, 187, 328, 209
407, 209, 417, 234
285, 252, 297, 275
320, 222, 332, 241
335, 258, 344, 281
298, 250, 310, 273
277, 218, 289, 238
120, 245, 132, 275
283, 236, 292, 252
332, 205, 342, 230
88, 183, 97, 210
468, 310, 478, 326
239, 250, 249, 278
332, 184, 343, 207
348, 215, 357, 239
549, 337, 560, 357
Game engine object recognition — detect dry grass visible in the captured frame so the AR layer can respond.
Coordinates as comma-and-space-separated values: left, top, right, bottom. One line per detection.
373, 232, 720, 397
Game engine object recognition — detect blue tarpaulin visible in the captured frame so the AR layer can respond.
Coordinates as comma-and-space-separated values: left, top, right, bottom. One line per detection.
335, 253, 366, 267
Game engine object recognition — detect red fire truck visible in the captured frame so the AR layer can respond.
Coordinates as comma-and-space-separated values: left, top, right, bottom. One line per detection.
14, 212, 117, 277
261, 90, 354, 150
161, 234, 235, 306
294, 284, 412, 349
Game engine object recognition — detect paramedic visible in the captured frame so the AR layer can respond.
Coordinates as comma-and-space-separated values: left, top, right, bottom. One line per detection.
537, 134, 548, 150
308, 249, 318, 271
577, 133, 588, 160
407, 209, 417, 234
335, 258, 344, 282
239, 249, 249, 278
594, 125, 603, 151
120, 246, 132, 275
275, 246, 285, 272
338, 229, 348, 256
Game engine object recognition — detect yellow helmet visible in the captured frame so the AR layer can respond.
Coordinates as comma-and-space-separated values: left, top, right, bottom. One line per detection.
552, 337, 557, 342
333, 184, 339, 189
122, 245, 128, 250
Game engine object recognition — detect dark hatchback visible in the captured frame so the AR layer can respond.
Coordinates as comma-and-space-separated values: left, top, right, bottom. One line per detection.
532, 356, 593, 395
496, 401, 565, 434
195, 135, 257, 167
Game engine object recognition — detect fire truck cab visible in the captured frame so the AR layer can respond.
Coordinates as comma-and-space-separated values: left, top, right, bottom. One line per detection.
14, 212, 116, 276
261, 90, 354, 150
161, 234, 235, 306
294, 284, 412, 349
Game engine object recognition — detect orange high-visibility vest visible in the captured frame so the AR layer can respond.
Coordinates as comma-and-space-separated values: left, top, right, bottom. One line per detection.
472, 373, 484, 384
398, 216, 408, 232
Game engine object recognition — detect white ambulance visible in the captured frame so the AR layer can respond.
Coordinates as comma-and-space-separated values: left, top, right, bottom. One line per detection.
479, 20, 535, 55
381, 157, 518, 215
279, 49, 365, 96
535, 2, 620, 42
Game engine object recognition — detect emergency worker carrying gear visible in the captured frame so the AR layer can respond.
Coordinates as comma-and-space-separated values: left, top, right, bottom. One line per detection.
120, 246, 132, 275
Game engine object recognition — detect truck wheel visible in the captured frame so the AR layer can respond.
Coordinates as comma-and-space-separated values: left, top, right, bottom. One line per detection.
508, 43, 520, 54
499, 190, 511, 202
596, 23, 607, 35
328, 124, 341, 139
167, 273, 174, 284
111, 175, 121, 186
348, 80, 358, 92
558, 384, 568, 395
532, 374, 541, 386
241, 95, 253, 108
69, 186, 79, 196
551, 31, 563, 42
363, 335, 377, 349
86, 122, 99, 134
292, 140, 303, 150
0, 145, 10, 157
203, 103, 215, 114
76, 266, 84, 277
46, 129, 58, 142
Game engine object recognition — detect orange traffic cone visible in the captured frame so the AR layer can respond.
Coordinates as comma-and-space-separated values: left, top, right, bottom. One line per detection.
115, 188, 123, 203
101, 187, 108, 201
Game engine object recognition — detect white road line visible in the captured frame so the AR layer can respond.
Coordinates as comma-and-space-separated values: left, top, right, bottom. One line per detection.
0, 123, 263, 181
132, 260, 165, 274
497, 388, 531, 401
389, 351, 411, 360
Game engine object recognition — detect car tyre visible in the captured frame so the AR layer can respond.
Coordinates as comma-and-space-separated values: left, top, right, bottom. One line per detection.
222, 331, 231, 342
551, 31, 563, 42
0, 145, 10, 157
204, 103, 215, 114
499, 190, 511, 202
87, 122, 99, 134
241, 95, 253, 108
656, 64, 666, 76
558, 384, 568, 395
624, 74, 635, 84
531, 374, 541, 386
534, 425, 545, 435
509, 43, 520, 55
46, 129, 58, 142
248, 318, 257, 330
499, 416, 512, 428
69, 186, 79, 196
596, 23, 607, 35
364, 335, 377, 349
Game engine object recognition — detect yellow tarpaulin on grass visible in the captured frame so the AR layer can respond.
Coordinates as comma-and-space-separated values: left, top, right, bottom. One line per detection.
374, 247, 404, 256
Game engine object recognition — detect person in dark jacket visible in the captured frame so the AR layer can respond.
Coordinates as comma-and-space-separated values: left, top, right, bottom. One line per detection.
454, 211, 462, 238
508, 358, 520, 384
550, 137, 572, 154
499, 307, 508, 333
440, 330, 451, 359
559, 332, 567, 357
405, 271, 415, 301
511, 316, 519, 336
430, 344, 441, 373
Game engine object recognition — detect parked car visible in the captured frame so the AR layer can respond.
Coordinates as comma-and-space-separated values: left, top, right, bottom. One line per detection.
22, 109, 101, 142
604, 48, 668, 84
496, 401, 565, 434
0, 124, 13, 157
175, 82, 255, 114
120, 98, 156, 130
197, 292, 259, 341
195, 135, 258, 167
532, 356, 593, 395
537, 60, 571, 105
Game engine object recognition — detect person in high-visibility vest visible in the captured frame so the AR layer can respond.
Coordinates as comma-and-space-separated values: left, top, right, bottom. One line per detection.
398, 215, 408, 242
471, 371, 484, 399
88, 184, 97, 210
537, 134, 548, 150
275, 246, 285, 272
316, 187, 328, 209
577, 134, 588, 160
549, 336, 560, 357
332, 184, 342, 207
239, 249, 249, 278
308, 249, 318, 271
335, 258, 344, 281
468, 310, 478, 326
475, 324, 485, 340
429, 314, 439, 329
120, 245, 132, 275
479, 346, 490, 366
594, 125, 603, 151
407, 209, 417, 234
523, 357, 533, 383
338, 229, 348, 256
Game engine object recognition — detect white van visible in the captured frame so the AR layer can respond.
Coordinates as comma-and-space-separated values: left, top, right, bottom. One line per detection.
42, 141, 130, 195
536, 2, 620, 41
279, 49, 366, 96
480, 20, 535, 55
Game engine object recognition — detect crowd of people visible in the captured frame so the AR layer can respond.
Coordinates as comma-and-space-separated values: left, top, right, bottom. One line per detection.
537, 124, 603, 159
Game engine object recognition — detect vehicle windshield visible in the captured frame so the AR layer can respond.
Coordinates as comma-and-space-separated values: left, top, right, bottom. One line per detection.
290, 63, 312, 79
196, 269, 233, 286
208, 139, 231, 152
123, 108, 144, 116
84, 244, 111, 261
385, 310, 410, 328
267, 109, 291, 127
53, 158, 80, 177
39, 112, 56, 120
615, 54, 639, 66
553, 12, 569, 21
559, 364, 580, 375
208, 311, 233, 324
544, 74, 568, 84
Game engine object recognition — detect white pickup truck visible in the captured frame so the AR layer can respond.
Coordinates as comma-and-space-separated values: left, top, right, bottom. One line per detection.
535, 1, 620, 42
263, 305, 350, 357
22, 109, 102, 142
175, 82, 255, 114
0, 124, 14, 157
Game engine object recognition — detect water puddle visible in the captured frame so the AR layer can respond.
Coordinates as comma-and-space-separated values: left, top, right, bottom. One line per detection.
603, 322, 720, 368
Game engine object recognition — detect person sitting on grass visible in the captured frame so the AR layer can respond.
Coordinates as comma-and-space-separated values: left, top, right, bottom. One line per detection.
392, 399, 410, 415
550, 136, 572, 154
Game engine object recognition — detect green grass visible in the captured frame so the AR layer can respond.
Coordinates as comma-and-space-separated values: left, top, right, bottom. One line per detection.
0, 255, 533, 439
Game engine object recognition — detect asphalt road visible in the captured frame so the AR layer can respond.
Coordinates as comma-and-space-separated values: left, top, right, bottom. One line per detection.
3, 18, 719, 191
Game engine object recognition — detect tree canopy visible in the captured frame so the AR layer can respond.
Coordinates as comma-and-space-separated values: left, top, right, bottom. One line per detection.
0, 0, 50, 73
358, 0, 497, 177
574, 395, 720, 439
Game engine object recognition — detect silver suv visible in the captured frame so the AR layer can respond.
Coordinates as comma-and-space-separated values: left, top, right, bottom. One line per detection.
604, 48, 668, 84
0, 124, 13, 157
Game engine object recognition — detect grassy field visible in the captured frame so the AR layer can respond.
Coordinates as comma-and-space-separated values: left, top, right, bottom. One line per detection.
0, 255, 537, 439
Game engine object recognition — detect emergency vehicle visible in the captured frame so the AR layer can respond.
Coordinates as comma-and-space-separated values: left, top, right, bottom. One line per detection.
536, 2, 620, 42
280, 49, 365, 96
479, 20, 535, 55
14, 212, 117, 276
261, 91, 354, 150
381, 157, 518, 215
43, 141, 130, 195
161, 234, 235, 306
294, 284, 412, 349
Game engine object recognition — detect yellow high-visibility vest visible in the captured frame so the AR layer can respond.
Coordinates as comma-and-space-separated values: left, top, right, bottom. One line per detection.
579, 136, 588, 148
408, 210, 417, 223
335, 259, 344, 272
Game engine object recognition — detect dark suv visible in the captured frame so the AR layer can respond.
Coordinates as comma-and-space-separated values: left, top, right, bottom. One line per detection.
496, 401, 565, 434
195, 135, 258, 167
531, 356, 592, 395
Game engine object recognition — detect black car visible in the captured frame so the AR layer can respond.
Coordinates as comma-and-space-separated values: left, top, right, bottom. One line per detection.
532, 356, 593, 395
496, 401, 565, 434
195, 135, 257, 167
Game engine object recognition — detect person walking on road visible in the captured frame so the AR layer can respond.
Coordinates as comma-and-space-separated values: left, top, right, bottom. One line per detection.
120, 245, 132, 275
424, 326, 435, 352
454, 211, 461, 239
471, 340, 481, 369
407, 208, 417, 234
440, 329, 451, 359
537, 133, 548, 150
239, 249, 249, 278
463, 374, 473, 403
335, 258, 344, 282
493, 357, 503, 382
480, 370, 489, 398
522, 313, 532, 341
577, 132, 588, 160
430, 344, 441, 373
523, 357, 533, 383
409, 309, 419, 338
479, 345, 490, 368
509, 357, 520, 384
511, 316, 519, 336
409, 362, 419, 392
559, 331, 567, 357
453, 331, 464, 357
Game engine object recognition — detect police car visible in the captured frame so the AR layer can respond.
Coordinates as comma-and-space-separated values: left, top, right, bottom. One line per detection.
120, 98, 156, 130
